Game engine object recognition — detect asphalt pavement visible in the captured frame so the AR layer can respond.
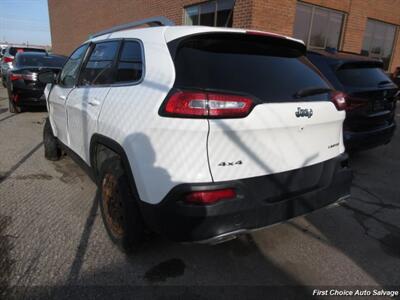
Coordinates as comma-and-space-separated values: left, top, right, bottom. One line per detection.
0, 85, 399, 299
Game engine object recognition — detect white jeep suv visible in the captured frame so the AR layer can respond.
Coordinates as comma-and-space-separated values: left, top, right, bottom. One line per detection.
41, 18, 352, 251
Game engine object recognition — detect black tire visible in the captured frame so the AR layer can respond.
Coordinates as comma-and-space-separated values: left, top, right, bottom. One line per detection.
7, 84, 21, 113
8, 99, 21, 114
43, 118, 61, 161
8, 100, 16, 113
98, 157, 146, 252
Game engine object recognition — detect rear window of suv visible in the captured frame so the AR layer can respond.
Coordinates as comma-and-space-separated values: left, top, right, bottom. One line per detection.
336, 64, 393, 88
169, 33, 331, 102
16, 54, 66, 68
9, 47, 46, 56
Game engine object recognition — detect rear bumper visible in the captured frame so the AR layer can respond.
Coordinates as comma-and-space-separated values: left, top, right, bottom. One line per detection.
344, 122, 396, 151
139, 153, 352, 242
11, 89, 46, 107
16, 97, 46, 107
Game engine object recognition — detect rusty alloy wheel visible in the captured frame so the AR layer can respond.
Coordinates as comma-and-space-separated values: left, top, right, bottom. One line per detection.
102, 173, 125, 238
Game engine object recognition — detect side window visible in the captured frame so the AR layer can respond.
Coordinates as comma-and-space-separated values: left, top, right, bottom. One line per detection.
80, 41, 119, 86
115, 41, 143, 84
59, 44, 89, 88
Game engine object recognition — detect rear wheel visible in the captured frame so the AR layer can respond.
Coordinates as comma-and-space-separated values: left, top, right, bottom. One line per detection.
8, 89, 21, 114
7, 83, 20, 113
8, 100, 21, 113
43, 118, 61, 161
98, 157, 146, 252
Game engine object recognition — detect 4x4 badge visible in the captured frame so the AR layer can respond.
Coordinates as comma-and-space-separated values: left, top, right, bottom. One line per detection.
218, 161, 243, 167
295, 107, 313, 118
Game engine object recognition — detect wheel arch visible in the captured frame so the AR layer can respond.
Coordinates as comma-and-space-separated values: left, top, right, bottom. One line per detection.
90, 134, 140, 200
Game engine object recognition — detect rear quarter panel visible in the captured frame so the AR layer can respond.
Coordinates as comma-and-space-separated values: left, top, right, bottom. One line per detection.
97, 29, 212, 205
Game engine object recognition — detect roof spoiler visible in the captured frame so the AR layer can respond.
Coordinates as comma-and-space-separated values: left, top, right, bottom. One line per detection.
334, 60, 384, 71
90, 16, 175, 38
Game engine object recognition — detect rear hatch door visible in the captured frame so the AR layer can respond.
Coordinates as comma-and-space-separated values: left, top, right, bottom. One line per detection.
170, 33, 345, 182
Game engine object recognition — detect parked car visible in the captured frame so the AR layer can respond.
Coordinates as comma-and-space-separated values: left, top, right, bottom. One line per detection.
1, 46, 47, 87
7, 52, 66, 113
0, 48, 6, 77
40, 21, 352, 252
307, 50, 398, 152
0, 47, 6, 60
392, 66, 400, 87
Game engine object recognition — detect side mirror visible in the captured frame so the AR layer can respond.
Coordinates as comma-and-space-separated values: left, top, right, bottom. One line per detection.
38, 71, 57, 84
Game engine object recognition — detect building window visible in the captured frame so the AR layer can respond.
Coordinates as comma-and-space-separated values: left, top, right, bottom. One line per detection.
361, 19, 397, 70
293, 2, 345, 50
184, 0, 235, 27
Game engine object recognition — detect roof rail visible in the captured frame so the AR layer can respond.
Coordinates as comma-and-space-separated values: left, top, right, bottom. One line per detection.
91, 16, 175, 38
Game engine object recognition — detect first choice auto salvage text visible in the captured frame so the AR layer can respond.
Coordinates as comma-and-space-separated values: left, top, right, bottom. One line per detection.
312, 289, 399, 297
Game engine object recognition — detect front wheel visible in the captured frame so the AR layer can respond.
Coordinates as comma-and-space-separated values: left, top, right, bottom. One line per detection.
43, 118, 61, 161
98, 157, 146, 252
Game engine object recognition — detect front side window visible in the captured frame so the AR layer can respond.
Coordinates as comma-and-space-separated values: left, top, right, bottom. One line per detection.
184, 0, 235, 27
361, 19, 396, 70
293, 2, 345, 50
80, 41, 119, 86
60, 44, 89, 88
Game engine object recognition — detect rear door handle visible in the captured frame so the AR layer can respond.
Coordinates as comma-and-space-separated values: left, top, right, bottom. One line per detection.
59, 95, 66, 100
88, 99, 101, 106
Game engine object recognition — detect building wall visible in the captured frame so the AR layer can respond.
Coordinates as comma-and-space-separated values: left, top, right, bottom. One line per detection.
297, 0, 400, 71
48, 0, 400, 72
251, 0, 297, 36
48, 0, 253, 55
48, 0, 193, 55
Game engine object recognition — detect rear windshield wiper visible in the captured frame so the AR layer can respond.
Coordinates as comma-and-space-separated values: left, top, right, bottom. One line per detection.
377, 80, 392, 87
294, 87, 332, 98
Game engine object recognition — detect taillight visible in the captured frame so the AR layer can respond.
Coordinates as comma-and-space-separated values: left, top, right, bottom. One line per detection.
162, 90, 253, 118
331, 92, 368, 111
10, 73, 23, 81
184, 188, 236, 205
330, 91, 347, 111
165, 91, 208, 117
4, 56, 13, 63
345, 95, 368, 111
